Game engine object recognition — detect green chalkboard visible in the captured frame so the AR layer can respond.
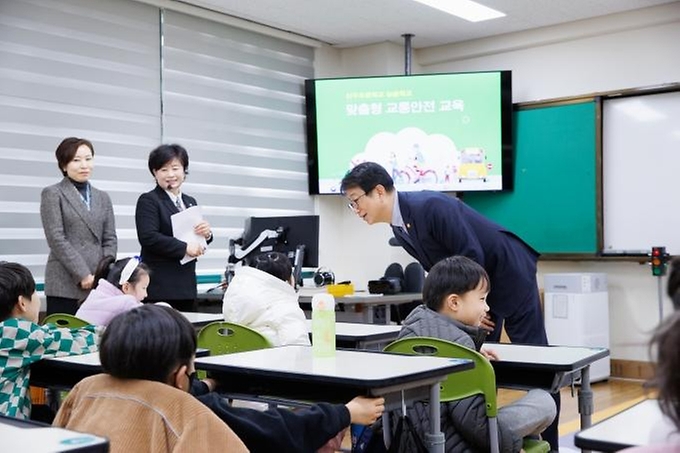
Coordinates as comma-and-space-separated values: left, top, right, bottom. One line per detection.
463, 101, 598, 254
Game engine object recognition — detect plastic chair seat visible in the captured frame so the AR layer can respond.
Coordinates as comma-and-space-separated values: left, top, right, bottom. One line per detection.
41, 313, 90, 329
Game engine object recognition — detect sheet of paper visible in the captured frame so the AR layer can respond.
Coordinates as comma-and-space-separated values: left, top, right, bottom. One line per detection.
171, 205, 208, 265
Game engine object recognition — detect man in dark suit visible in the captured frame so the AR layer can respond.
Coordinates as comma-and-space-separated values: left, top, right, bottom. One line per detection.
340, 162, 560, 450
341, 161, 546, 344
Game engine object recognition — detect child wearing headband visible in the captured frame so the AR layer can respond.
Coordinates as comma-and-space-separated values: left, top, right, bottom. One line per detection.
76, 256, 150, 326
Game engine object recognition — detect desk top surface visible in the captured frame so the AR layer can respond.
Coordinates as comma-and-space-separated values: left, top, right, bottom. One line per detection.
488, 343, 610, 371
305, 320, 401, 338
0, 415, 108, 452
575, 399, 678, 451
195, 345, 471, 385
197, 284, 422, 305
298, 291, 422, 305
42, 348, 210, 368
44, 352, 102, 367
180, 311, 223, 325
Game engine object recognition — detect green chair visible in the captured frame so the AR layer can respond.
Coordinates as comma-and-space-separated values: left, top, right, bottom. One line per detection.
197, 321, 272, 356
41, 313, 90, 329
384, 337, 551, 453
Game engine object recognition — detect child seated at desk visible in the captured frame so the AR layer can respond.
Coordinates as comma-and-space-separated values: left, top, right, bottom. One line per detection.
395, 256, 556, 453
76, 256, 148, 326
223, 251, 309, 346
0, 262, 100, 420
53, 304, 248, 452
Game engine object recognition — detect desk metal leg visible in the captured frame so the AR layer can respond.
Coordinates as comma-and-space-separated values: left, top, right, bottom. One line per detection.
578, 366, 593, 428
382, 411, 392, 449
366, 306, 374, 324
578, 365, 594, 453
425, 381, 445, 453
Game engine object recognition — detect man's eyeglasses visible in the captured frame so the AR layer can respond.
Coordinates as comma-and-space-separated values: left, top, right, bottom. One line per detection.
347, 192, 368, 211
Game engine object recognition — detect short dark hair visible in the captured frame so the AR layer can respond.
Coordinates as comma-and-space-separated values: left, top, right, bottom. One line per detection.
340, 162, 394, 194
250, 251, 292, 282
147, 144, 189, 176
93, 256, 150, 290
100, 305, 196, 383
649, 310, 680, 430
0, 262, 36, 322
423, 256, 489, 312
55, 137, 94, 176
667, 258, 680, 310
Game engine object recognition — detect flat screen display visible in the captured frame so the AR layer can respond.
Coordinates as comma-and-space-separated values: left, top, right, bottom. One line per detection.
305, 71, 513, 194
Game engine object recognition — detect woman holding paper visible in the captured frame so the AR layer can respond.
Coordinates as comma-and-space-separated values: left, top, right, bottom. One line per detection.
135, 144, 212, 311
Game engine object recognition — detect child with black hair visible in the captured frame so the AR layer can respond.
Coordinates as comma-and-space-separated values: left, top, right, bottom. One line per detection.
0, 261, 100, 419
396, 256, 556, 453
76, 255, 149, 325
223, 251, 309, 346
666, 257, 680, 310
53, 304, 247, 452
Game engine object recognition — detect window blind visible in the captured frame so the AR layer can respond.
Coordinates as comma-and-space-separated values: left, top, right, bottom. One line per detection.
0, 0, 316, 285
161, 10, 315, 278
0, 0, 161, 283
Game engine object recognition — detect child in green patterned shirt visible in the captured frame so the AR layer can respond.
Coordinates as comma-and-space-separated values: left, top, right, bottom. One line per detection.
0, 261, 101, 419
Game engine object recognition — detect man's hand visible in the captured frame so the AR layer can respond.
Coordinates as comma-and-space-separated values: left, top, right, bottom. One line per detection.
480, 314, 496, 333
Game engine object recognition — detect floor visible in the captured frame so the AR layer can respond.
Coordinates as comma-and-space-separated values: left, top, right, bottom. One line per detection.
498, 378, 649, 451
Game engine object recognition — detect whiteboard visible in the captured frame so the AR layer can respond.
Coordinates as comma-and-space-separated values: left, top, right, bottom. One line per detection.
603, 90, 680, 255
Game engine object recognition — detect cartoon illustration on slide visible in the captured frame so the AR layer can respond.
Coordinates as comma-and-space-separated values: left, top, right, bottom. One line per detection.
458, 147, 488, 182
349, 127, 460, 186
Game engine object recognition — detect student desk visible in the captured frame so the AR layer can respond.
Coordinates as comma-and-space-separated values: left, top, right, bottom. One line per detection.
487, 343, 610, 431
299, 291, 422, 324
0, 414, 109, 452
574, 399, 677, 452
30, 349, 210, 389
304, 320, 401, 349
180, 311, 223, 327
195, 345, 473, 453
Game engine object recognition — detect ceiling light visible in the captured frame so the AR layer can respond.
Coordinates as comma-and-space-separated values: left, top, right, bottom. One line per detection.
412, 0, 505, 22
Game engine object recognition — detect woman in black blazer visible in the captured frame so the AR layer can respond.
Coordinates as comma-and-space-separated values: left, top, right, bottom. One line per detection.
135, 144, 212, 311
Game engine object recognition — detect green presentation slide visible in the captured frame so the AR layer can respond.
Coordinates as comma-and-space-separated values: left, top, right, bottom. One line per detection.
311, 72, 504, 193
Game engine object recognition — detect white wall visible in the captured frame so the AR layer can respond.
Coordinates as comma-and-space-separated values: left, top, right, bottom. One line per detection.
313, 2, 680, 361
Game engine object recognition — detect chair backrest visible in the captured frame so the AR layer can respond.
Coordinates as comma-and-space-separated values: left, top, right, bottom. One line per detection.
197, 321, 272, 356
383, 336, 497, 417
403, 262, 425, 293
41, 313, 90, 329
384, 262, 405, 283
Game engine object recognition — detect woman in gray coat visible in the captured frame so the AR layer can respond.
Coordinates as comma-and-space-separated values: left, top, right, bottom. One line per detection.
40, 137, 117, 315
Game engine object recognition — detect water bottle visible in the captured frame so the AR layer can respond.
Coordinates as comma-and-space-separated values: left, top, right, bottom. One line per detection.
311, 293, 336, 357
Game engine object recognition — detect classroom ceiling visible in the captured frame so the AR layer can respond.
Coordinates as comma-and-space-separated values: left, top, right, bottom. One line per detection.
180, 0, 678, 48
